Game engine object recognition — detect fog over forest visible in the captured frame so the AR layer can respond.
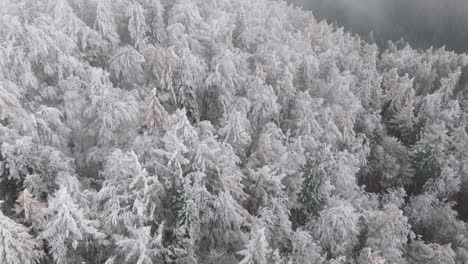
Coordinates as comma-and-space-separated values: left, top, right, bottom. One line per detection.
290, 0, 468, 53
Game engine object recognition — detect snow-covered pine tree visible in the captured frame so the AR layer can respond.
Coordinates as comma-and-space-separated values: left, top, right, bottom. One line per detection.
238, 227, 271, 264
0, 210, 44, 264
94, 0, 119, 45
14, 190, 47, 229
41, 187, 104, 263
110, 224, 164, 264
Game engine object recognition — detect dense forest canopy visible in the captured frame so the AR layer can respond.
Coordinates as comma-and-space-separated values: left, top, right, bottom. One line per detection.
290, 0, 468, 53
1, 0, 468, 263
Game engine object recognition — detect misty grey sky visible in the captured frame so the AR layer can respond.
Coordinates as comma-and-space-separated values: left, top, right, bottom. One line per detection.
289, 0, 468, 53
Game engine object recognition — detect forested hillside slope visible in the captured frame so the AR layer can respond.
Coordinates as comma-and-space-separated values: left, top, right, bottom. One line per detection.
1, 0, 468, 263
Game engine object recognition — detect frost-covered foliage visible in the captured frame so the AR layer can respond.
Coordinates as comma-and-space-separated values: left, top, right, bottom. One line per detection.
1, 0, 468, 263
0, 210, 44, 264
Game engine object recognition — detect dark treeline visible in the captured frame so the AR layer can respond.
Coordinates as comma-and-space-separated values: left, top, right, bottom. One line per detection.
290, 0, 468, 53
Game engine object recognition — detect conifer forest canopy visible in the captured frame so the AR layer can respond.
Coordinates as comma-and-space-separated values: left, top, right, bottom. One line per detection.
1, 0, 468, 263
